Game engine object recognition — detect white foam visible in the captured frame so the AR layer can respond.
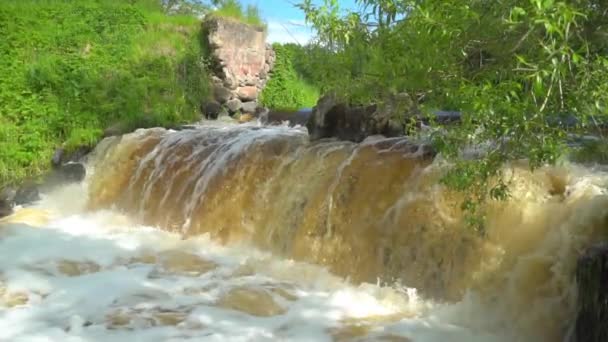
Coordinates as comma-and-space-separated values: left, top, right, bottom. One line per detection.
0, 186, 514, 342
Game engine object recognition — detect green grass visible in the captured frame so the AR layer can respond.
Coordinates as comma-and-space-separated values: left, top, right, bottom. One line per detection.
0, 0, 211, 186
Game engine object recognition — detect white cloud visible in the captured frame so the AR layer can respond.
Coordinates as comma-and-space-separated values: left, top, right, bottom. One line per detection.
266, 19, 315, 45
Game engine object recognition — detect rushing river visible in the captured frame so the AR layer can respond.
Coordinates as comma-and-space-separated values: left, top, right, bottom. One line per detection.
1, 123, 608, 341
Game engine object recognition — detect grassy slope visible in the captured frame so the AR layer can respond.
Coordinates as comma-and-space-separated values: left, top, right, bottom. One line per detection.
0, 0, 210, 186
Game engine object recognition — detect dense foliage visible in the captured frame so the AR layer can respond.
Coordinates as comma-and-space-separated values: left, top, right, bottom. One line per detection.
212, 0, 265, 28
161, 0, 264, 28
299, 0, 608, 231
260, 44, 320, 110
0, 0, 210, 186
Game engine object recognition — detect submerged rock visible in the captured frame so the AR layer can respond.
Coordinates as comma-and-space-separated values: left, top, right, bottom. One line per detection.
573, 243, 608, 342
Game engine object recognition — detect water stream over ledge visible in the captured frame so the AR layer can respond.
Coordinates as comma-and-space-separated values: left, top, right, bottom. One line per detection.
2, 123, 608, 341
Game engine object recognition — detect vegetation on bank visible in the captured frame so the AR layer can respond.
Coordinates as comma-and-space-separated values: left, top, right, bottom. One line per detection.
0, 0, 211, 186
211, 0, 265, 28
298, 0, 608, 231
260, 44, 320, 110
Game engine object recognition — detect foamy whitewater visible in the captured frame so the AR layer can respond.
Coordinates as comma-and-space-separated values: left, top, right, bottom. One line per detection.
0, 186, 508, 342
1, 123, 608, 341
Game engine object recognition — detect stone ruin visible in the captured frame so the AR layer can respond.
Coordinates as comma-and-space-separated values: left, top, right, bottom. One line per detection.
202, 16, 275, 119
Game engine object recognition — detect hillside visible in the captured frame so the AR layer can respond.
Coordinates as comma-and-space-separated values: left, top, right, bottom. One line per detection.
0, 0, 210, 186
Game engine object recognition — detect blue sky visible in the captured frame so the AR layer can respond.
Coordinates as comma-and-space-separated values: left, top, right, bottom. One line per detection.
238, 0, 358, 44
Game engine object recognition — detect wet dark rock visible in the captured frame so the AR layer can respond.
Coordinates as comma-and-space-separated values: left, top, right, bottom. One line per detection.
573, 243, 608, 342
306, 95, 338, 140
67, 146, 92, 164
306, 94, 412, 142
201, 101, 222, 120
0, 197, 13, 218
52, 163, 86, 184
260, 108, 312, 127
52, 146, 92, 168
14, 183, 40, 206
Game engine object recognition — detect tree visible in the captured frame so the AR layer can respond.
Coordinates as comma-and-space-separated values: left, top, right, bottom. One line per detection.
298, 0, 608, 232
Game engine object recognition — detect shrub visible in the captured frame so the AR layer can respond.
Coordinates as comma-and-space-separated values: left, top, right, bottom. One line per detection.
260, 44, 320, 110
213, 0, 265, 28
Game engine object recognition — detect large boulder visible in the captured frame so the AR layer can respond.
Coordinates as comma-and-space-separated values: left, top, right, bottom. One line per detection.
306, 94, 417, 142
573, 243, 608, 342
306, 95, 339, 140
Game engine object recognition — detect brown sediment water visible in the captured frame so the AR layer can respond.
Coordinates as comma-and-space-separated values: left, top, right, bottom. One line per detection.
82, 124, 608, 341
1, 123, 607, 341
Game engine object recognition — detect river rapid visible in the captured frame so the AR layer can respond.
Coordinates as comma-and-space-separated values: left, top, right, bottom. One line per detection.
1, 122, 607, 341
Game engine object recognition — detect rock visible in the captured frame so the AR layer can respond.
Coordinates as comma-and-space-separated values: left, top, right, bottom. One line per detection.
14, 183, 40, 206
66, 146, 91, 163
103, 122, 127, 138
306, 94, 338, 140
201, 101, 222, 120
52, 146, 92, 168
573, 243, 608, 342
213, 85, 232, 104
0, 199, 12, 218
56, 163, 86, 183
260, 109, 312, 127
238, 113, 256, 123
226, 98, 242, 113
44, 163, 86, 187
307, 94, 412, 142
211, 76, 223, 86
240, 101, 258, 114
236, 86, 258, 101
51, 148, 65, 168
0, 188, 14, 218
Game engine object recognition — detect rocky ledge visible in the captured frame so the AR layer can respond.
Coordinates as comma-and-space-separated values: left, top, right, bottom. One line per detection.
0, 148, 88, 219
573, 243, 608, 342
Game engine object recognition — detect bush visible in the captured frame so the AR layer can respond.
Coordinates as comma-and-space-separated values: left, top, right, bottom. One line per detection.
0, 0, 211, 186
260, 43, 320, 110
213, 0, 265, 28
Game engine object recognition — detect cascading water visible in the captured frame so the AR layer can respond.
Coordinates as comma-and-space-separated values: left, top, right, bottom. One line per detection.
1, 122, 607, 341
